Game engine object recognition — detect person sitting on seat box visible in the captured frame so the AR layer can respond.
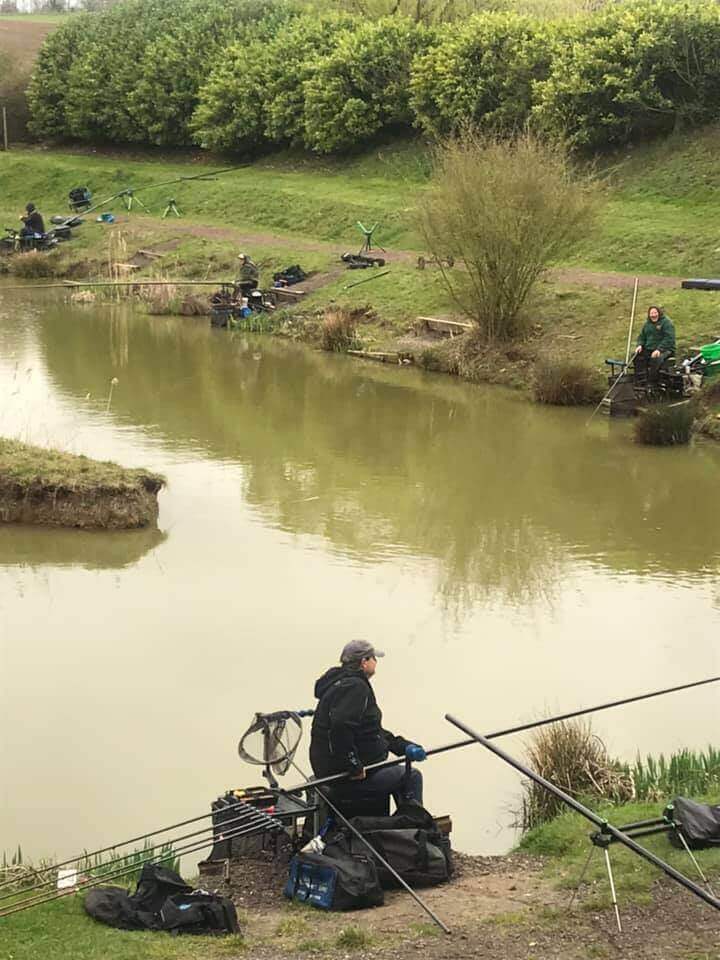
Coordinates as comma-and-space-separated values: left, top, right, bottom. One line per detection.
234, 253, 259, 299
309, 640, 426, 810
634, 305, 675, 384
19, 203, 45, 238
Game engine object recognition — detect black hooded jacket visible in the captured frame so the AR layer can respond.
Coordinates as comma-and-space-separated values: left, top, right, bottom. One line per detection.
309, 666, 411, 777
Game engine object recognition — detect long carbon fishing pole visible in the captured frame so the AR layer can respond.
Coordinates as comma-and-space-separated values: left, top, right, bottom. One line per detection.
445, 713, 720, 916
0, 811, 282, 919
0, 793, 266, 894
0, 804, 267, 905
291, 675, 720, 795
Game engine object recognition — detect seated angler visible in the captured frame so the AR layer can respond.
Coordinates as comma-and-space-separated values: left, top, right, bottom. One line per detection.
634, 305, 675, 384
234, 252, 259, 300
19, 203, 45, 238
309, 640, 426, 815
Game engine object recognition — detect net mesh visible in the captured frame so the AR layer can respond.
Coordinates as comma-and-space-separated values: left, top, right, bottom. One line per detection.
238, 713, 303, 776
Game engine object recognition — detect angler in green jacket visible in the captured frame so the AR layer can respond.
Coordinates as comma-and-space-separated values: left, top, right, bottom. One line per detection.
634, 305, 675, 383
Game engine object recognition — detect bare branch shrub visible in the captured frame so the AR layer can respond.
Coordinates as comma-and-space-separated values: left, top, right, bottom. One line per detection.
418, 130, 600, 342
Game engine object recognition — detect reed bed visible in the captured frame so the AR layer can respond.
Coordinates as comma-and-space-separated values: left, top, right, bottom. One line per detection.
521, 721, 633, 831
320, 308, 363, 352
629, 747, 720, 802
634, 401, 696, 445
532, 358, 602, 405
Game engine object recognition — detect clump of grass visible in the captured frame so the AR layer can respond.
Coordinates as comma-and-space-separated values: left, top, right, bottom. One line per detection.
335, 926, 372, 949
532, 358, 602, 405
141, 283, 180, 316
701, 376, 720, 403
418, 347, 445, 372
320, 308, 362, 352
521, 720, 633, 831
179, 293, 210, 316
634, 401, 695, 445
628, 747, 720, 802
11, 250, 60, 279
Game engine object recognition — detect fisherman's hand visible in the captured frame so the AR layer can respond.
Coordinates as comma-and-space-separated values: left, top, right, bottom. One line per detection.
405, 744, 427, 762
651, 349, 661, 359
349, 768, 366, 780
635, 345, 643, 355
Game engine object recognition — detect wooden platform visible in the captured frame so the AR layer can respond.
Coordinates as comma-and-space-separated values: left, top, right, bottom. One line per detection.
418, 316, 473, 337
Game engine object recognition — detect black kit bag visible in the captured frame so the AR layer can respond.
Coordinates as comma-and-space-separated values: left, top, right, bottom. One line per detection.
285, 850, 384, 911
668, 797, 720, 850
160, 891, 240, 935
334, 802, 452, 888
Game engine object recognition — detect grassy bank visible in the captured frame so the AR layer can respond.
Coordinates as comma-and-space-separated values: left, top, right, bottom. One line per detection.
3, 131, 720, 389
521, 798, 720, 907
0, 438, 164, 528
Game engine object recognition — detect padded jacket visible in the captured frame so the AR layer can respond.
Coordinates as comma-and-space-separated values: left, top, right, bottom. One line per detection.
309, 666, 411, 777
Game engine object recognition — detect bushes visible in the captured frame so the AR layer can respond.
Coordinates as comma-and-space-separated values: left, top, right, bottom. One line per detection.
419, 131, 599, 340
532, 2, 720, 149
303, 18, 430, 153
410, 13, 553, 139
633, 400, 696, 445
25, 0, 720, 154
532, 358, 602, 405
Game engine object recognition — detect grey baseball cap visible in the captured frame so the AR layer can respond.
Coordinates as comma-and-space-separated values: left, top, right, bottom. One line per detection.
340, 639, 385, 663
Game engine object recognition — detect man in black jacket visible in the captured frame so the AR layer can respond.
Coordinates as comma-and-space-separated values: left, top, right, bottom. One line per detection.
310, 640, 426, 809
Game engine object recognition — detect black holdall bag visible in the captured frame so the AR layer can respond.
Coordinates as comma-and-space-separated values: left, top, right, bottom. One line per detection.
85, 863, 240, 936
160, 891, 240, 935
668, 797, 720, 850
329, 801, 452, 889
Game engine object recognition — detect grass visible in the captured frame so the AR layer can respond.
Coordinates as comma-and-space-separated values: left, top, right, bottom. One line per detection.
532, 358, 603, 405
633, 401, 696, 446
4, 129, 720, 401
0, 438, 162, 491
519, 798, 720, 906
0, 895, 245, 960
629, 748, 720, 802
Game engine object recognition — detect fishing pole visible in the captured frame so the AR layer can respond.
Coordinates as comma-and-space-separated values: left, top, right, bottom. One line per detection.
0, 280, 233, 291
0, 792, 266, 894
0, 812, 283, 920
587, 275, 639, 425
289, 675, 720, 795
444, 714, 720, 919
0, 804, 269, 905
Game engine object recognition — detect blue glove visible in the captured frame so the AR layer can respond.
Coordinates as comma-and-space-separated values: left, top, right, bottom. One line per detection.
405, 744, 427, 762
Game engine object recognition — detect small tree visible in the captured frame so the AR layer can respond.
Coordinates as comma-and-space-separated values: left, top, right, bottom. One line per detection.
419, 130, 600, 341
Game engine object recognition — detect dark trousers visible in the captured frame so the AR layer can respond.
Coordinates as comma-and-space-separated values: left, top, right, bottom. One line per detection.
332, 765, 423, 811
634, 349, 671, 383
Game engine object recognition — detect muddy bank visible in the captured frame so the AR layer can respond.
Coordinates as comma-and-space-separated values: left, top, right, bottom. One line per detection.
0, 439, 164, 529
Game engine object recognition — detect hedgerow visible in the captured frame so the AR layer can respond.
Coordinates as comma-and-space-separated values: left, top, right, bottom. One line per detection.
25, 0, 720, 154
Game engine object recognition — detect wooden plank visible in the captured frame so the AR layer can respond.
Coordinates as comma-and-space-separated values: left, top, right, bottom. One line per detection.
418, 316, 473, 336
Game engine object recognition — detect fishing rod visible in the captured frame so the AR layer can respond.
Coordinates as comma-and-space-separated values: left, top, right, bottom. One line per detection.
587, 275, 639, 425
0, 792, 266, 895
289, 674, 720, 795
0, 811, 283, 920
445, 713, 720, 922
0, 280, 233, 291
0, 804, 269, 906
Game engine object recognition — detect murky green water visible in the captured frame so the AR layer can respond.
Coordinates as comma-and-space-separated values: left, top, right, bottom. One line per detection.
0, 290, 718, 862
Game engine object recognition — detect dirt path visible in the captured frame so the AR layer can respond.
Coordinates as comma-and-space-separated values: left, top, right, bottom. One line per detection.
0, 18, 59, 57
203, 850, 720, 959
146, 221, 681, 292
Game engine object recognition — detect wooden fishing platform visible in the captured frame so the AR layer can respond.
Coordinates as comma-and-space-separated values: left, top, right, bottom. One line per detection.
418, 316, 473, 337
347, 350, 413, 364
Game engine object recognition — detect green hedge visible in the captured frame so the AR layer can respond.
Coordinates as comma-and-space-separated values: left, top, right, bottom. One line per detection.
25, 0, 720, 154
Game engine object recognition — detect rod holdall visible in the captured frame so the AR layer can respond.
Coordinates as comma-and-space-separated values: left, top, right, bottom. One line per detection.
668, 797, 720, 850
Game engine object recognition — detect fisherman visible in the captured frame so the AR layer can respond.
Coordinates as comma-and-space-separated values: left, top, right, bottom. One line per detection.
19, 203, 45, 238
309, 640, 426, 811
634, 305, 675, 384
234, 253, 259, 299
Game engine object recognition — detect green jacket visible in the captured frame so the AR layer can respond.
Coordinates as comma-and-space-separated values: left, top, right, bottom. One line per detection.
637, 314, 675, 354
236, 258, 259, 285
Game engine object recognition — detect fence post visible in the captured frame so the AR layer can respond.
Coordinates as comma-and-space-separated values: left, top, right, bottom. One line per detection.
1, 107, 8, 151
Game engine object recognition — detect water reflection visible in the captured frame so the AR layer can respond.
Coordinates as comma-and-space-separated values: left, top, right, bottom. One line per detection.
32, 303, 720, 604
0, 525, 166, 569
